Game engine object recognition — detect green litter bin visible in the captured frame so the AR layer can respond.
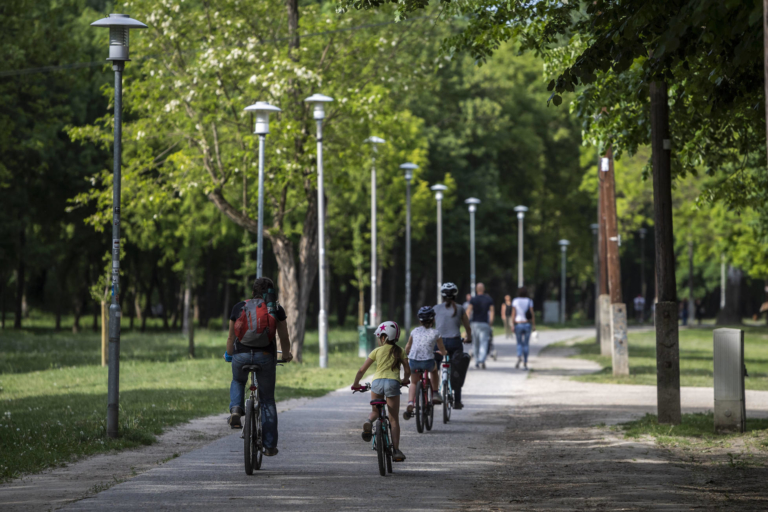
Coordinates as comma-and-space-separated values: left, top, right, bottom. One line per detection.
358, 314, 376, 357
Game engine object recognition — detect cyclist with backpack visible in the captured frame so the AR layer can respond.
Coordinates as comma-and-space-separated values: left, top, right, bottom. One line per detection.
225, 277, 292, 457
432, 283, 472, 409
351, 321, 410, 462
403, 306, 447, 418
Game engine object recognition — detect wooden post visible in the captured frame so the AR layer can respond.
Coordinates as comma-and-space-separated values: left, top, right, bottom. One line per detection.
651, 80, 681, 425
101, 300, 107, 367
598, 153, 612, 356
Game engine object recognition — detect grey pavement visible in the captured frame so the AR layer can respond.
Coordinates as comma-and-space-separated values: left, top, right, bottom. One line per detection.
64, 328, 591, 511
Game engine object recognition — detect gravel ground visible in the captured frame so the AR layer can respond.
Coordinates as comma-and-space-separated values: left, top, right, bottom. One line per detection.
4, 327, 768, 511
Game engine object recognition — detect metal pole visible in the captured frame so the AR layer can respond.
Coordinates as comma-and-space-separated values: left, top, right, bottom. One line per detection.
640, 229, 647, 302
316, 119, 328, 368
561, 245, 567, 323
517, 212, 524, 287
107, 61, 124, 439
369, 148, 377, 327
436, 196, 443, 304
469, 206, 476, 297
257, 134, 266, 278
405, 178, 412, 333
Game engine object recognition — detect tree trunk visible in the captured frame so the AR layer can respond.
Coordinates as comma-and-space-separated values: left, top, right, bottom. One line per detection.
651, 79, 681, 425
141, 276, 153, 332
286, 0, 299, 57
716, 265, 743, 325
688, 239, 695, 321
182, 272, 192, 336
763, 0, 768, 167
223, 259, 232, 330
14, 229, 25, 329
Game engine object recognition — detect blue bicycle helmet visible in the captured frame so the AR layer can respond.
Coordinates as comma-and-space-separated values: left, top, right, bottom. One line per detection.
417, 306, 436, 322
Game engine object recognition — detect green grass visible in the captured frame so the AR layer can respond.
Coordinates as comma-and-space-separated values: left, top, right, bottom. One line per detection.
550, 325, 768, 390
0, 315, 365, 482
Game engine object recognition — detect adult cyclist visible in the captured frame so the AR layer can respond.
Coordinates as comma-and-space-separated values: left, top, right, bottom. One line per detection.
433, 282, 472, 409
224, 277, 292, 457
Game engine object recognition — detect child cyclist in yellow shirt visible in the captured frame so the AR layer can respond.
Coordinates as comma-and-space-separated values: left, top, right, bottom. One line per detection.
351, 321, 411, 462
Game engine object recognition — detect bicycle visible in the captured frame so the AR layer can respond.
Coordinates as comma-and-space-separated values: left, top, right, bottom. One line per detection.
241, 357, 287, 475
352, 383, 406, 476
410, 367, 434, 433
440, 354, 454, 424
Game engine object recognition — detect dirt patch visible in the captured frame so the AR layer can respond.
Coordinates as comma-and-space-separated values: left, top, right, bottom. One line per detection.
0, 396, 314, 511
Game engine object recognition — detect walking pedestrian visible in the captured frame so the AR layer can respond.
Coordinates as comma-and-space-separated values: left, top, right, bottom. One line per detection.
695, 299, 705, 325
462, 293, 471, 311
511, 287, 535, 370
501, 294, 514, 339
465, 283, 494, 369
680, 301, 689, 326
633, 294, 645, 323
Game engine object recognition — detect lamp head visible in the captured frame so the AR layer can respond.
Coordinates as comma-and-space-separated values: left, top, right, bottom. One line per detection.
244, 101, 282, 135
514, 205, 528, 220
590, 223, 599, 232
400, 162, 418, 181
639, 227, 648, 238
465, 197, 480, 213
431, 184, 447, 201
304, 94, 334, 120
559, 239, 570, 250
91, 14, 147, 62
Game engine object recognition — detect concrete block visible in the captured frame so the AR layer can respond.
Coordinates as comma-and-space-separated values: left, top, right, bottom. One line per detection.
543, 300, 559, 324
610, 303, 629, 376
714, 328, 745, 433
599, 295, 612, 356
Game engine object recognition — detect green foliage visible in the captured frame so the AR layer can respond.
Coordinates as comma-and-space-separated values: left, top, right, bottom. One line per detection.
620, 412, 768, 440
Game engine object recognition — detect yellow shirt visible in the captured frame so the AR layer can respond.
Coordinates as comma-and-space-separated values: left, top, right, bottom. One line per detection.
368, 345, 402, 381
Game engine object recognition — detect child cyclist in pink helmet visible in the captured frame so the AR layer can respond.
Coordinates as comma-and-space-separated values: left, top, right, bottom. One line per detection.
351, 321, 411, 462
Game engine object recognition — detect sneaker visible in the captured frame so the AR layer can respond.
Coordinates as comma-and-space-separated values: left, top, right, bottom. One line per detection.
523, 364, 529, 371
228, 406, 244, 429
432, 394, 442, 405
481, 362, 486, 369
516, 357, 522, 369
264, 447, 279, 456
453, 401, 464, 410
393, 449, 406, 462
403, 403, 414, 420
362, 420, 373, 441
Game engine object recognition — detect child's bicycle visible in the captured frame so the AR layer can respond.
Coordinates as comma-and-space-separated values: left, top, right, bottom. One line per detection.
352, 383, 406, 476
439, 354, 454, 424
405, 367, 435, 433
241, 356, 287, 475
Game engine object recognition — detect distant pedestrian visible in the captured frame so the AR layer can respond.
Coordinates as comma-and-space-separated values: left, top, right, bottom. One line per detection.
680, 301, 689, 326
466, 283, 494, 369
501, 294, 514, 339
695, 299, 705, 325
511, 287, 535, 370
462, 293, 471, 311
633, 294, 645, 323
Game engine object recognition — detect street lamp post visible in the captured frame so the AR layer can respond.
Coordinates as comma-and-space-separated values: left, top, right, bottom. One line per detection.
244, 101, 281, 279
91, 13, 147, 439
466, 198, 481, 296
514, 206, 528, 288
365, 137, 386, 327
431, 184, 448, 304
559, 239, 570, 324
305, 93, 333, 368
401, 163, 417, 333
639, 227, 648, 321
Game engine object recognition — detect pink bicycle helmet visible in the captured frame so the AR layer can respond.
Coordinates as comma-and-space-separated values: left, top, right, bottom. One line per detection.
375, 321, 401, 342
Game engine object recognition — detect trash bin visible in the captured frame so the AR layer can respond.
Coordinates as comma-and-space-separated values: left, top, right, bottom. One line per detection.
358, 314, 376, 357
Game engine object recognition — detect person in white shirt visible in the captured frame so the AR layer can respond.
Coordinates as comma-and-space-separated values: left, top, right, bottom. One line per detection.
511, 287, 536, 370
633, 294, 646, 323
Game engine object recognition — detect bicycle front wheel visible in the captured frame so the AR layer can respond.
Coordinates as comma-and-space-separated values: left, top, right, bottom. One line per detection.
375, 420, 386, 476
243, 399, 254, 475
254, 404, 263, 470
415, 381, 424, 433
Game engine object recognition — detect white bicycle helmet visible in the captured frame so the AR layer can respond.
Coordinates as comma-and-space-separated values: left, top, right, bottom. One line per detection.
375, 321, 401, 342
441, 282, 459, 299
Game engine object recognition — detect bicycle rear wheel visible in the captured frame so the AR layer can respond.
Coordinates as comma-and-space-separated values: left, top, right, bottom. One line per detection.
375, 420, 386, 476
415, 381, 424, 433
243, 399, 254, 475
425, 386, 433, 431
442, 384, 451, 423
254, 404, 263, 470
384, 420, 392, 473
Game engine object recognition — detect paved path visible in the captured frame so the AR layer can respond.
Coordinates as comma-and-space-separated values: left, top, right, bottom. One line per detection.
63, 328, 590, 511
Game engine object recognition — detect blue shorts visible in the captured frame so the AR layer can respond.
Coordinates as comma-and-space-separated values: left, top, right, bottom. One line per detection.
371, 378, 401, 397
409, 359, 436, 372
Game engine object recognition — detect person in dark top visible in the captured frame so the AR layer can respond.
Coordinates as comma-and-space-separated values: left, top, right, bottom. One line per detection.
225, 277, 292, 456
466, 283, 494, 369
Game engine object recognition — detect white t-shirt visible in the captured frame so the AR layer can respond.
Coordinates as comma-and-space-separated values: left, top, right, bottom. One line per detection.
512, 297, 533, 323
408, 326, 441, 361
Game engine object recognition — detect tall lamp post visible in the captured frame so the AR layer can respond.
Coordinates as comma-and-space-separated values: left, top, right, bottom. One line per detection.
514, 206, 528, 287
91, 13, 147, 439
244, 101, 281, 279
365, 136, 386, 327
401, 163, 417, 333
466, 198, 481, 296
431, 184, 448, 304
305, 93, 333, 369
639, 227, 648, 320
559, 239, 570, 323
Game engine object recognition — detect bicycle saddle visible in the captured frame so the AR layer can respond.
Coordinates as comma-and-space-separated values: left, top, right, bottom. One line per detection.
241, 364, 262, 372
370, 400, 387, 406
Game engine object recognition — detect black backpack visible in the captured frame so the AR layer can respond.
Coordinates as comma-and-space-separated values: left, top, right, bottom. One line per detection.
450, 351, 471, 389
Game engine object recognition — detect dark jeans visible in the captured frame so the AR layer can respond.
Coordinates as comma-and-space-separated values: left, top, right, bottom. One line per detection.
443, 337, 465, 404
230, 351, 278, 449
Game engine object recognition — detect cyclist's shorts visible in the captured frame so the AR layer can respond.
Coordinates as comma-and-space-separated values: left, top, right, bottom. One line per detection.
371, 378, 401, 397
409, 358, 437, 372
